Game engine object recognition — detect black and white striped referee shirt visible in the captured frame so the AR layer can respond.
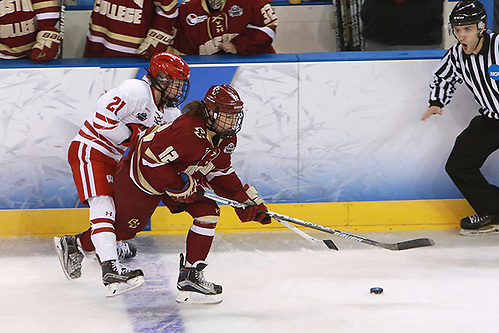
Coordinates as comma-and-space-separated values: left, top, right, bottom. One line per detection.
429, 32, 499, 120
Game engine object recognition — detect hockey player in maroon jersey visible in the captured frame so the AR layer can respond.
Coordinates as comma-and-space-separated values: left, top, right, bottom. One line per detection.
69, 84, 270, 303
54, 52, 190, 297
84, 0, 178, 57
167, 0, 278, 56
0, 0, 62, 62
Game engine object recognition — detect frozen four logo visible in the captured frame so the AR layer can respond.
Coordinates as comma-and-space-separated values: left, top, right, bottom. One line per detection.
224, 143, 235, 154
488, 64, 499, 80
228, 5, 243, 17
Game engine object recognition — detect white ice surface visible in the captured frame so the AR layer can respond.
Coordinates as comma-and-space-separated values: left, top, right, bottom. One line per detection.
1, 230, 499, 333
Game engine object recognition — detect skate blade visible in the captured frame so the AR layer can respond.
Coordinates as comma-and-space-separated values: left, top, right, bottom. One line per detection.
460, 225, 499, 236
176, 291, 223, 305
105, 276, 145, 298
53, 237, 75, 281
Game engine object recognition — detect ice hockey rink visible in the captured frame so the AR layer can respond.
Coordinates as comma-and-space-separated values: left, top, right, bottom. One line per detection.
2, 229, 499, 333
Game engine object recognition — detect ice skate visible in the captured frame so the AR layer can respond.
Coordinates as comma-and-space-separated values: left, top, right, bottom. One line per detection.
176, 253, 223, 305
117, 240, 137, 260
460, 224, 499, 236
101, 259, 145, 297
460, 214, 499, 236
54, 235, 84, 280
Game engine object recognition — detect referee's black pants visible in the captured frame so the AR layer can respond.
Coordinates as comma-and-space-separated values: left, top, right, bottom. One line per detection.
445, 115, 499, 216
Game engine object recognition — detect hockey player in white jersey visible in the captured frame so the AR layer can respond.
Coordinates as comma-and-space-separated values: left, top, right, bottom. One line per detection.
54, 52, 190, 297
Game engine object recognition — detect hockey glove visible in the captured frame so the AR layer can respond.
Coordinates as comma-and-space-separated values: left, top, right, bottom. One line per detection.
121, 124, 146, 147
30, 28, 61, 62
233, 184, 271, 225
137, 28, 175, 59
165, 173, 203, 203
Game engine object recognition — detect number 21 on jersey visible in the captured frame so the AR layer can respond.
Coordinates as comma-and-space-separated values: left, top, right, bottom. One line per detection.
106, 96, 126, 115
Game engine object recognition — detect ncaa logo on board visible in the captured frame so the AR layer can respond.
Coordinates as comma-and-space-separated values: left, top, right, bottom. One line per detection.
488, 64, 499, 80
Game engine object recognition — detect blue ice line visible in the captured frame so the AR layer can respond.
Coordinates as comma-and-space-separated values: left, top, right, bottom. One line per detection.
123, 238, 185, 333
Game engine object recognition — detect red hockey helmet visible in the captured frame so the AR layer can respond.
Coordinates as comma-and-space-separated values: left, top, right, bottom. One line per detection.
204, 84, 244, 139
146, 52, 190, 107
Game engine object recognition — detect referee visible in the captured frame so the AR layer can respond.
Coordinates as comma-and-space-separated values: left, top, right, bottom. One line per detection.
421, 0, 499, 234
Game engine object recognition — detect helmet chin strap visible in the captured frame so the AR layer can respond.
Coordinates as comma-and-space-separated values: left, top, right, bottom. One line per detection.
470, 30, 485, 54
152, 84, 176, 108
160, 91, 176, 108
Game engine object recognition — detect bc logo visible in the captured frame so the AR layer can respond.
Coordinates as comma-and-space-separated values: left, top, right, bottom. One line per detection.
488, 64, 499, 80
128, 219, 140, 229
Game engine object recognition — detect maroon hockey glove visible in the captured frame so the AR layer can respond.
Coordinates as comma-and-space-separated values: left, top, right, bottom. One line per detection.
121, 124, 146, 147
233, 184, 271, 225
165, 173, 203, 203
30, 28, 61, 62
137, 28, 176, 59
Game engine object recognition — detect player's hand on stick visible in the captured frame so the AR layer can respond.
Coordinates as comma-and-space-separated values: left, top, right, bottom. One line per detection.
138, 28, 175, 59
233, 184, 271, 225
421, 106, 443, 121
30, 28, 61, 62
165, 173, 203, 203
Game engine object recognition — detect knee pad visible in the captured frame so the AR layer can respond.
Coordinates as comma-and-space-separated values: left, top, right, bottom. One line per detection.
190, 215, 219, 236
88, 195, 116, 222
194, 215, 219, 225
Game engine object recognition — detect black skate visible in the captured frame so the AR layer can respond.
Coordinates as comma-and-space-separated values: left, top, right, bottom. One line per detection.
101, 259, 145, 297
54, 235, 84, 280
117, 240, 137, 260
460, 214, 499, 236
176, 253, 223, 304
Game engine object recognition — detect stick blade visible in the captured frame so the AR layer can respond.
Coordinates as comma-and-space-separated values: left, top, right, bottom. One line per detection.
395, 238, 435, 251
323, 239, 339, 251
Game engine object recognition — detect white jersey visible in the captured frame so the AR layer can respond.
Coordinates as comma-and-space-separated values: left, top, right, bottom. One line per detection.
73, 78, 182, 161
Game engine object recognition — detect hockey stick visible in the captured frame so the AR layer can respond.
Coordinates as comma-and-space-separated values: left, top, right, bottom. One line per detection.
333, 0, 363, 51
333, 0, 345, 51
273, 216, 338, 250
57, 0, 65, 59
203, 192, 337, 250
203, 192, 435, 251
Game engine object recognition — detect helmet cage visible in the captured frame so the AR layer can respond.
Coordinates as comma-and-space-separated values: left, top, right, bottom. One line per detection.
205, 106, 244, 139
145, 68, 190, 107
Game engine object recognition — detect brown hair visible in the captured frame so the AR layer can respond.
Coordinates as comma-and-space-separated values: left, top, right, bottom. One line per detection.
182, 100, 207, 119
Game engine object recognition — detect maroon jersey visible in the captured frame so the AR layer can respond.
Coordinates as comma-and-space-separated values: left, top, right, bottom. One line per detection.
170, 0, 277, 56
84, 0, 178, 57
0, 0, 60, 59
128, 113, 245, 199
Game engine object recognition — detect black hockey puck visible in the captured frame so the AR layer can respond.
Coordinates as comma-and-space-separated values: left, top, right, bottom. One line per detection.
370, 287, 383, 294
